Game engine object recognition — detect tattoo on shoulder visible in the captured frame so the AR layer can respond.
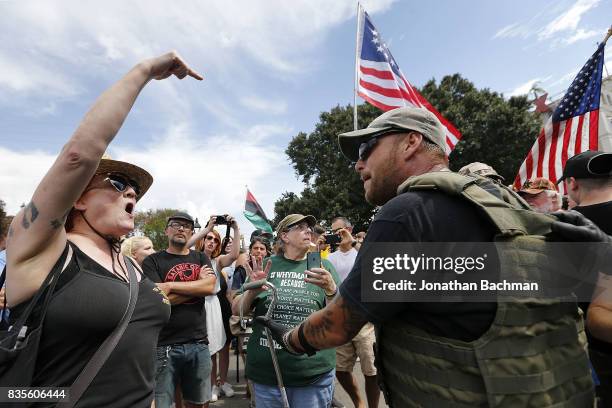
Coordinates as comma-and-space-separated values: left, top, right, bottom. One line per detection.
21, 201, 39, 229
50, 209, 71, 230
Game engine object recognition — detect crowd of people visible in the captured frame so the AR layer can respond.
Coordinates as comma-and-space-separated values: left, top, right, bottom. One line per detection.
2, 51, 612, 408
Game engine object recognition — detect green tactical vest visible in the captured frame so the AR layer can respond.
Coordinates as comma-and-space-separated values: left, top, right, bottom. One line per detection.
375, 171, 594, 408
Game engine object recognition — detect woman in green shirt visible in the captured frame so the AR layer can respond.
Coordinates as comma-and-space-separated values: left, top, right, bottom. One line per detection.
232, 214, 340, 408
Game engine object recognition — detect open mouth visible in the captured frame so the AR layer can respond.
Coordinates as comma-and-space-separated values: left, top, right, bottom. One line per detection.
125, 203, 135, 215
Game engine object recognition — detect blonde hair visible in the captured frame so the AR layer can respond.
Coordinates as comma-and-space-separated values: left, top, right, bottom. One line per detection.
121, 236, 152, 258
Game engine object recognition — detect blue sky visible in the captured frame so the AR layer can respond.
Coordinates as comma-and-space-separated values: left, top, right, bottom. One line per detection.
0, 0, 610, 236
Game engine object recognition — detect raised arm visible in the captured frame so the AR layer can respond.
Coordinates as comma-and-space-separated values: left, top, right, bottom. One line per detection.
7, 51, 202, 305
215, 216, 240, 269
186, 216, 216, 249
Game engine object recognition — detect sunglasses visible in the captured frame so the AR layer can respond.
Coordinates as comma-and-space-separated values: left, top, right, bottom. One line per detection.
104, 173, 141, 197
357, 131, 401, 162
205, 235, 220, 243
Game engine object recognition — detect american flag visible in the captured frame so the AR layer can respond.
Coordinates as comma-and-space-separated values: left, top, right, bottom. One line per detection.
356, 6, 461, 154
514, 42, 606, 194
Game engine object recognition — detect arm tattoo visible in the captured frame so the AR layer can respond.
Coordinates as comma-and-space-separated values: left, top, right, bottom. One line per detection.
302, 296, 368, 349
303, 308, 335, 345
21, 201, 39, 229
50, 209, 71, 230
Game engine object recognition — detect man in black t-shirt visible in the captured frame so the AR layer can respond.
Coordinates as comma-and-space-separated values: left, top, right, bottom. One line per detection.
257, 107, 605, 407
559, 150, 612, 406
142, 212, 216, 408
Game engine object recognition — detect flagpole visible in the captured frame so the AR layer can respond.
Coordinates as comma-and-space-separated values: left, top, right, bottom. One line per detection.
353, 3, 363, 131
603, 26, 612, 77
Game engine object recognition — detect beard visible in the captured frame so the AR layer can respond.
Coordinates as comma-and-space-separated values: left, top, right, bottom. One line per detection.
364, 155, 402, 206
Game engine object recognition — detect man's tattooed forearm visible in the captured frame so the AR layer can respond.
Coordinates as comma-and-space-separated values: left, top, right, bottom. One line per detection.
50, 209, 71, 230
21, 201, 39, 229
303, 308, 335, 348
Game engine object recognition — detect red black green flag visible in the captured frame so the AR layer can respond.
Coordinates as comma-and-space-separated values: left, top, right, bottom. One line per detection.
244, 189, 273, 233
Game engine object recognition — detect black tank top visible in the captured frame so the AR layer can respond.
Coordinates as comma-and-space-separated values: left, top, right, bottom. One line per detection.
10, 242, 171, 407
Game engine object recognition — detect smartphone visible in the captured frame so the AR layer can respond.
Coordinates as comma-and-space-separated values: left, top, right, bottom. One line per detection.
306, 251, 322, 270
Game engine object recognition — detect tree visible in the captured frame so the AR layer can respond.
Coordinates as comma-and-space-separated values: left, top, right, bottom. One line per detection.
0, 200, 6, 238
134, 208, 181, 251
420, 74, 541, 181
275, 74, 541, 229
274, 104, 382, 232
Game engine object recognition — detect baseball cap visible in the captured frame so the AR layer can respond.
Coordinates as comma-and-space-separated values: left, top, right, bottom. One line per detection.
250, 229, 274, 242
275, 214, 316, 234
458, 162, 504, 181
167, 211, 195, 227
338, 107, 446, 161
557, 150, 612, 184
519, 178, 558, 195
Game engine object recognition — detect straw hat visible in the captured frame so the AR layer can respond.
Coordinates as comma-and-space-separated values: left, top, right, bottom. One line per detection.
95, 154, 153, 200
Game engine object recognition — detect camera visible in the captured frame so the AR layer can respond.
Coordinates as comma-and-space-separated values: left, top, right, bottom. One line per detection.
323, 232, 342, 246
214, 215, 228, 225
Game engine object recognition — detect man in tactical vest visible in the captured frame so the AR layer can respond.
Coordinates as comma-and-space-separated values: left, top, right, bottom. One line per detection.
256, 106, 610, 407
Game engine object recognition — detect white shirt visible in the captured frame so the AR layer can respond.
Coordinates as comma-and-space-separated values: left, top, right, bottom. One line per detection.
327, 247, 358, 282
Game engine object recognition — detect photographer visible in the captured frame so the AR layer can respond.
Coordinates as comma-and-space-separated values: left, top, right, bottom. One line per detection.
189, 215, 240, 402
327, 217, 379, 408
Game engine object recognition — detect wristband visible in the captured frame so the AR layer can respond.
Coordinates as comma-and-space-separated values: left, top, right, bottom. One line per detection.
297, 323, 319, 356
281, 331, 302, 355
325, 286, 338, 297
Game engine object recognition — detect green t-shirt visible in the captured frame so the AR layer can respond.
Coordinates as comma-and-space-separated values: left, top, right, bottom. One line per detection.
244, 254, 340, 387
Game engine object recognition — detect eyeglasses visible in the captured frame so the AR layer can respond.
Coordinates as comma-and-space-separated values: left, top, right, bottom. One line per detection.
168, 221, 193, 231
287, 223, 313, 233
104, 173, 141, 197
205, 235, 220, 243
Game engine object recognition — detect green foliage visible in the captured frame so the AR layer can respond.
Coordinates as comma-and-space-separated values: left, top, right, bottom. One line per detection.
134, 208, 181, 251
274, 74, 541, 231
0, 200, 6, 238
420, 74, 541, 181
274, 104, 382, 232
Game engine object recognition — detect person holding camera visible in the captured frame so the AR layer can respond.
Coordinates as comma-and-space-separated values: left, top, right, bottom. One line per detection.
327, 217, 379, 408
188, 215, 240, 401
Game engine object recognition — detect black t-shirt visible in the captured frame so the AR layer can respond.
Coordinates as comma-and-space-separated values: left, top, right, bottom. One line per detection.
142, 250, 211, 346
340, 190, 499, 342
574, 201, 612, 354
10, 243, 171, 407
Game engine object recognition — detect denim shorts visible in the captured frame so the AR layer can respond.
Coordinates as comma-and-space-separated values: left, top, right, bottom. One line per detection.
155, 342, 212, 406
253, 369, 335, 408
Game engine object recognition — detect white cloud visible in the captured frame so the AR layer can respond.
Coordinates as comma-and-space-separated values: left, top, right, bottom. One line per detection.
538, 0, 600, 40
562, 28, 600, 44
493, 0, 601, 46
240, 96, 288, 115
0, 122, 304, 236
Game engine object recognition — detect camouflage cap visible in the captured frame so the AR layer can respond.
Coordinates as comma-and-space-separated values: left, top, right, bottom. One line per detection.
458, 162, 504, 181
519, 177, 558, 195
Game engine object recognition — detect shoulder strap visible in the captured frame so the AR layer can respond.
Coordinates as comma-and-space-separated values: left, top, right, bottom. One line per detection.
62, 256, 139, 407
8, 243, 72, 333
398, 172, 555, 237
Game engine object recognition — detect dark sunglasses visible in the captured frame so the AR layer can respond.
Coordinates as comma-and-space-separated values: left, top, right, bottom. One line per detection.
205, 235, 220, 243
357, 131, 399, 162
104, 173, 141, 197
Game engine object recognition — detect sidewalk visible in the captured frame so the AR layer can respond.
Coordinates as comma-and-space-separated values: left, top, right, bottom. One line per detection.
211, 352, 388, 407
